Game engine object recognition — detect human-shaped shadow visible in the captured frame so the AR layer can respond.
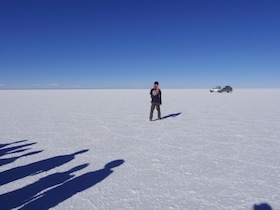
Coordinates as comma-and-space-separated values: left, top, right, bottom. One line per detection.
0, 150, 43, 167
0, 140, 28, 149
0, 164, 88, 210
0, 142, 37, 157
254, 203, 273, 210
0, 150, 88, 186
20, 159, 125, 210
153, 112, 181, 121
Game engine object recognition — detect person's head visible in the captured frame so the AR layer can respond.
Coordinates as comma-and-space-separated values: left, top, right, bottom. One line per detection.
154, 81, 159, 89
104, 159, 125, 170
72, 149, 89, 156
68, 164, 89, 174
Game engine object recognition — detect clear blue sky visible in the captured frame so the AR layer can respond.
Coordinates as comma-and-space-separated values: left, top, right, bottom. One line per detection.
0, 0, 279, 89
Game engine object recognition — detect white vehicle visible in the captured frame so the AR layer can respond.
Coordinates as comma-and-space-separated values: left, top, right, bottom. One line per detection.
210, 86, 222, 92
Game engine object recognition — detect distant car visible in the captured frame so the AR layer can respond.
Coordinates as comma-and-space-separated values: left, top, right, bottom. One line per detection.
210, 86, 222, 92
220, 86, 233, 93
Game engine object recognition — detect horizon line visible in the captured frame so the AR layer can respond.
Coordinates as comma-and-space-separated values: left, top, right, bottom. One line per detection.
1, 87, 280, 91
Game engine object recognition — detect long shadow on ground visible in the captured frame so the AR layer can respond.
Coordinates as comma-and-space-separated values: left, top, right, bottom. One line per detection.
153, 112, 181, 121
0, 140, 125, 210
0, 150, 88, 186
0, 140, 43, 167
21, 160, 124, 210
0, 140, 28, 149
0, 142, 37, 157
0, 151, 43, 167
0, 159, 125, 210
0, 164, 89, 210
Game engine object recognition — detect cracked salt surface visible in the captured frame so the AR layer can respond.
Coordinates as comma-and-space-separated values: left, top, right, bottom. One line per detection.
0, 89, 279, 209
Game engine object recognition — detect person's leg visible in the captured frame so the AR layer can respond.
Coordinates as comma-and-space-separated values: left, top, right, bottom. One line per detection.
150, 103, 156, 121
156, 104, 161, 119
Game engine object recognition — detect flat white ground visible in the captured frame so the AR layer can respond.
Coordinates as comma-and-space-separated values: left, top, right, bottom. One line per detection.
0, 89, 279, 210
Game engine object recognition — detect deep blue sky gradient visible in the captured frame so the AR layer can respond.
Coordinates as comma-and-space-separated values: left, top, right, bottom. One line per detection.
0, 0, 279, 89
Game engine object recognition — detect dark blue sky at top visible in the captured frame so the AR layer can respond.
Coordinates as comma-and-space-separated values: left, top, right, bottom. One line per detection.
0, 0, 279, 89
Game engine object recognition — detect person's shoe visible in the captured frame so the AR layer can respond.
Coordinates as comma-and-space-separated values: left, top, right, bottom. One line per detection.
149, 119, 152, 121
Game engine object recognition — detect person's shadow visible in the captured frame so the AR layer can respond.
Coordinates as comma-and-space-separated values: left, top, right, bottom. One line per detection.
0, 142, 37, 157
0, 150, 43, 167
254, 203, 273, 210
0, 164, 88, 210
0, 140, 28, 149
0, 150, 88, 186
153, 112, 181, 121
20, 159, 125, 210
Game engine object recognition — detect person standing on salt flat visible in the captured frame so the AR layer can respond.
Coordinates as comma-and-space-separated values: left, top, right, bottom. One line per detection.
149, 81, 162, 121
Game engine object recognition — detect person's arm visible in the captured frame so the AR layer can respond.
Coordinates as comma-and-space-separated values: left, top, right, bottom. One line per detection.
159, 89, 162, 105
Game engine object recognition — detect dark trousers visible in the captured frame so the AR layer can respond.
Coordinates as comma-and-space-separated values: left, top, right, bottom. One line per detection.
150, 103, 161, 120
